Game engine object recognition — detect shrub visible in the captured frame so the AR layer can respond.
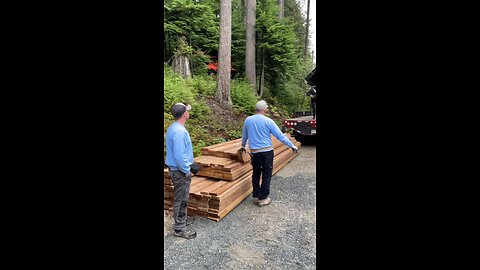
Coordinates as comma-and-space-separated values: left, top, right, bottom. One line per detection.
164, 67, 196, 111
231, 78, 258, 115
188, 75, 216, 96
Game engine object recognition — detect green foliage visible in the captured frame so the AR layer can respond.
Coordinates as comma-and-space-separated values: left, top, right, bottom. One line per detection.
174, 36, 193, 56
164, 0, 315, 159
257, 0, 299, 95
231, 78, 259, 115
191, 51, 210, 76
285, 0, 307, 52
164, 66, 196, 111
164, 0, 219, 58
227, 128, 242, 140
230, 0, 246, 77
187, 74, 217, 96
164, 66, 216, 122
164, 68, 244, 158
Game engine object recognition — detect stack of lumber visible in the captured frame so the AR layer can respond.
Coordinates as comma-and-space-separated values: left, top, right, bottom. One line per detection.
194, 134, 299, 181
164, 170, 253, 221
164, 134, 300, 221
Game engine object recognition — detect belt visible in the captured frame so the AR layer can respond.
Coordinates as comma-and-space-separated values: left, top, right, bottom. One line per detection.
250, 146, 273, 153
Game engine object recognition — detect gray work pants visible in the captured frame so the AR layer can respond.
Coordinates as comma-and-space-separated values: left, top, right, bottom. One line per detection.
169, 170, 192, 231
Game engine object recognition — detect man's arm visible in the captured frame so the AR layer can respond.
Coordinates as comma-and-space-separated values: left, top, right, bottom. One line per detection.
173, 132, 192, 174
269, 119, 294, 148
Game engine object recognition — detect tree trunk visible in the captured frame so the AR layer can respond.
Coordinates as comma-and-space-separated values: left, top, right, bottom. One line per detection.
164, 32, 167, 62
304, 0, 310, 57
312, 50, 315, 66
189, 35, 194, 78
216, 0, 232, 105
278, 0, 284, 19
242, 0, 246, 28
172, 54, 191, 79
167, 34, 172, 64
166, 33, 170, 62
258, 48, 265, 97
245, 0, 256, 93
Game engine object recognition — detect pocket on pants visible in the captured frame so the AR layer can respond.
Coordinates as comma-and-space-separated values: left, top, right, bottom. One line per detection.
171, 171, 184, 185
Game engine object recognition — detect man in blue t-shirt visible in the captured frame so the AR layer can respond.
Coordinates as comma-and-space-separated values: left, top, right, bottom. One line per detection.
240, 100, 299, 206
165, 103, 197, 239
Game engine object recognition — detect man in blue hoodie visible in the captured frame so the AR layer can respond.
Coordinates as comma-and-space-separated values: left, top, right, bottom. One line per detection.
165, 103, 197, 239
240, 100, 298, 207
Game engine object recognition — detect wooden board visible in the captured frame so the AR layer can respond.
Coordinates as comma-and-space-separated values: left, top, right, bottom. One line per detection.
164, 135, 301, 221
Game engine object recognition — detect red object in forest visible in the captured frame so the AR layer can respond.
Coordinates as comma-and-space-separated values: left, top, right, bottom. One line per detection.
207, 62, 218, 71
207, 56, 236, 77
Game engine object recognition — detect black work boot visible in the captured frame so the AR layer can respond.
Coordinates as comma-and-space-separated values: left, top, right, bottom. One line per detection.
186, 216, 195, 226
174, 229, 197, 239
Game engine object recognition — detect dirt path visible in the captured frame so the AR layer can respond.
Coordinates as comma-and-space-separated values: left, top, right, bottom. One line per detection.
164, 144, 316, 269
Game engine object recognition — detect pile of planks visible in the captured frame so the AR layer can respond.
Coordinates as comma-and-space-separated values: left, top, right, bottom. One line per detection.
164, 134, 300, 221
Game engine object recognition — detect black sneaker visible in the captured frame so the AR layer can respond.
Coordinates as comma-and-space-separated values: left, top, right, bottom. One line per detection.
187, 216, 195, 226
174, 229, 197, 239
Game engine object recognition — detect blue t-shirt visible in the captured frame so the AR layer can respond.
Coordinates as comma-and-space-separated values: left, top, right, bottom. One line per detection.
165, 122, 194, 174
241, 114, 294, 152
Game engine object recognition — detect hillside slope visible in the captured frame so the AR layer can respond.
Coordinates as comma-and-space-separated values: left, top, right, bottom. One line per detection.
164, 67, 290, 159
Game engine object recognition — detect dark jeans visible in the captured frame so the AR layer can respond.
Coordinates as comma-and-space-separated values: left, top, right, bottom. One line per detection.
169, 170, 192, 231
311, 99, 316, 118
251, 150, 274, 200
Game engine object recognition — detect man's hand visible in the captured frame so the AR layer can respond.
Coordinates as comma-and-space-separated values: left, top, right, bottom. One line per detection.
291, 145, 298, 153
190, 163, 200, 175
239, 147, 246, 153
185, 171, 192, 177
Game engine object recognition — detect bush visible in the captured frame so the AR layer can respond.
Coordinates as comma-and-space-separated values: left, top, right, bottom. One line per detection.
191, 51, 211, 76
164, 66, 196, 111
227, 128, 242, 140
188, 75, 216, 96
231, 78, 258, 115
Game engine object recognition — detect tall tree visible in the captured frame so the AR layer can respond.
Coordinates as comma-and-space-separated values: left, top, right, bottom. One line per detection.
258, 47, 266, 97
164, 0, 219, 61
231, 0, 246, 77
258, 0, 284, 97
245, 0, 256, 93
304, 0, 310, 57
216, 0, 233, 105
278, 0, 284, 19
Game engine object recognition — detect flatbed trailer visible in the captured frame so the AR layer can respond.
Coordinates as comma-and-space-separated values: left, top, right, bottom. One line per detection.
282, 111, 316, 137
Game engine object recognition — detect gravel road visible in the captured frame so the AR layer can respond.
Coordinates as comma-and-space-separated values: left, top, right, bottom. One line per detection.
164, 143, 316, 269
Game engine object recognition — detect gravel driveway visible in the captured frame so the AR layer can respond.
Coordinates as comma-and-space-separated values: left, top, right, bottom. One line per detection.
164, 144, 316, 269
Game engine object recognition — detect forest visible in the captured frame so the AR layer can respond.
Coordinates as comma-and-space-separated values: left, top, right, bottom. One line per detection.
164, 0, 315, 157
